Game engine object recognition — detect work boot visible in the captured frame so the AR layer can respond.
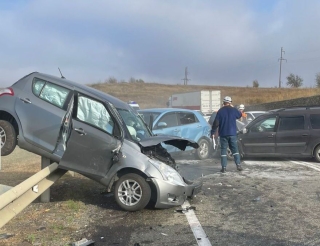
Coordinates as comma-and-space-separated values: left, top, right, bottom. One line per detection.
220, 167, 226, 173
237, 165, 243, 171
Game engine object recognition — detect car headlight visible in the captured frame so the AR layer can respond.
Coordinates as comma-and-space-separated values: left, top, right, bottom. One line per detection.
148, 159, 185, 186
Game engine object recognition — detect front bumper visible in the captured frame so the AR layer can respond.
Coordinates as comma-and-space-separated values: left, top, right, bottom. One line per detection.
183, 177, 203, 198
150, 177, 203, 209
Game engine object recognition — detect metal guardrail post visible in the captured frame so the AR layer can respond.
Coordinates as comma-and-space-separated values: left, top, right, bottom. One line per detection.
40, 156, 51, 202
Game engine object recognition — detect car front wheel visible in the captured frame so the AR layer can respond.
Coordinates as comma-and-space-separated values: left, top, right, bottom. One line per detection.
114, 173, 151, 211
196, 139, 211, 160
0, 120, 17, 156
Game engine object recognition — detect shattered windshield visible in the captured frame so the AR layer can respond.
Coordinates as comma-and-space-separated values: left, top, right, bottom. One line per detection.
117, 108, 152, 141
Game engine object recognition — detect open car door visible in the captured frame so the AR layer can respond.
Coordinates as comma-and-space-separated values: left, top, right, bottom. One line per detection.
58, 92, 124, 180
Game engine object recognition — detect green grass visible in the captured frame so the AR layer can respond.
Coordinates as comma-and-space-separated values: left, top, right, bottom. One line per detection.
65, 199, 83, 211
26, 234, 36, 244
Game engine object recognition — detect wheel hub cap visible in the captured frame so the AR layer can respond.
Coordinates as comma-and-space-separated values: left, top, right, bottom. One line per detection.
118, 179, 142, 206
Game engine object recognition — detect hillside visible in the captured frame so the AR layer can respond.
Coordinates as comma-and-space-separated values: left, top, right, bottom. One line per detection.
90, 82, 320, 109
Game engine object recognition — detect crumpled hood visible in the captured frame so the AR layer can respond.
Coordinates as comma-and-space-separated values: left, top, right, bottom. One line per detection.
139, 135, 199, 151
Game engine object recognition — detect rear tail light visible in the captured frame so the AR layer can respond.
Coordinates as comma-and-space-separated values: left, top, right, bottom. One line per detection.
0, 88, 14, 96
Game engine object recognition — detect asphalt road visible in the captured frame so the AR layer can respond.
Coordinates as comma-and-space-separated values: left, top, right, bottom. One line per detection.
175, 154, 238, 181
87, 157, 320, 246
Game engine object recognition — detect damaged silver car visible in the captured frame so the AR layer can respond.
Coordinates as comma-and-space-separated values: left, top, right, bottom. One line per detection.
0, 72, 202, 211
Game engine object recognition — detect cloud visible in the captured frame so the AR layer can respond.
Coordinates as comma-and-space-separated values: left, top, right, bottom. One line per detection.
0, 0, 320, 88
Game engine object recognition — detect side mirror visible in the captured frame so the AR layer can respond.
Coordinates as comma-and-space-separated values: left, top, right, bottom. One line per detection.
157, 122, 167, 128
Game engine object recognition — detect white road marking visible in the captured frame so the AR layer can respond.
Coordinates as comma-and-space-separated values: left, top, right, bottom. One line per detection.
181, 200, 212, 246
290, 160, 320, 172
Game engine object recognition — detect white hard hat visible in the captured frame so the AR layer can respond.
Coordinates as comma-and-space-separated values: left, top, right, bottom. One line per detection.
239, 104, 245, 110
223, 96, 232, 103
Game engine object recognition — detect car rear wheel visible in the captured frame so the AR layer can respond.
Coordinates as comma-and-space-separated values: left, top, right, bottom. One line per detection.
196, 138, 211, 160
114, 173, 151, 211
0, 120, 17, 156
314, 145, 320, 162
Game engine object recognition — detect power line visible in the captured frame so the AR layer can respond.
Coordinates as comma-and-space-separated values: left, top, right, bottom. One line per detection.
182, 67, 191, 85
278, 47, 287, 88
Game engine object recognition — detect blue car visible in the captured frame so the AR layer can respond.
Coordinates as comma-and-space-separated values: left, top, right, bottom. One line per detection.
138, 108, 212, 159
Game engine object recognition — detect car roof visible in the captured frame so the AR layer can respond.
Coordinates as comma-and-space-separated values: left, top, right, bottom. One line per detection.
138, 108, 200, 113
17, 72, 131, 110
245, 111, 266, 113
264, 106, 320, 116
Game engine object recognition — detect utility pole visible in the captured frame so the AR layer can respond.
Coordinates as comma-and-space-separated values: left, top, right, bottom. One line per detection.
182, 67, 190, 85
278, 47, 287, 88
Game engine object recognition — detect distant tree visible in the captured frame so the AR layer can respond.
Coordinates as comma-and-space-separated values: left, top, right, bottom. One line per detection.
136, 79, 145, 83
129, 77, 136, 83
286, 73, 303, 88
106, 77, 117, 84
252, 80, 259, 88
315, 73, 320, 88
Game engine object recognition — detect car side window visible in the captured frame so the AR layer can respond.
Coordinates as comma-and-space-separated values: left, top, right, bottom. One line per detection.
32, 78, 70, 108
178, 112, 198, 125
250, 117, 276, 133
310, 114, 320, 129
76, 95, 114, 135
156, 113, 178, 128
278, 116, 304, 131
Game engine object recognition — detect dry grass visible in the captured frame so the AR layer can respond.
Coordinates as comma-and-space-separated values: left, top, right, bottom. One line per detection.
90, 82, 320, 109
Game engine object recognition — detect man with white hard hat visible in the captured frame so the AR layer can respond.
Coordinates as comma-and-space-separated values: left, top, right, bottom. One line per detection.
211, 96, 243, 173
238, 104, 247, 123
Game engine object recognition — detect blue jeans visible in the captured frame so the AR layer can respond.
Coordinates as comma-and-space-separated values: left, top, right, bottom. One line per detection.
220, 135, 241, 168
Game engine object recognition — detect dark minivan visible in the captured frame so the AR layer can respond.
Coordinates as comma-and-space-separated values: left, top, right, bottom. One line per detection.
237, 106, 320, 162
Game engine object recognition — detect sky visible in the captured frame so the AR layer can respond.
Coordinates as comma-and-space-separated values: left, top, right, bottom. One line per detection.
1, 0, 320, 88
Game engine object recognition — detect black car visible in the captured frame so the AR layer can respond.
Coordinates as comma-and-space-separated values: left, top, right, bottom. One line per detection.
208, 111, 217, 125
238, 106, 320, 162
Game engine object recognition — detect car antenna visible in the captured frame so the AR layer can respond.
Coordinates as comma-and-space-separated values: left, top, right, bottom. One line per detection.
58, 67, 65, 79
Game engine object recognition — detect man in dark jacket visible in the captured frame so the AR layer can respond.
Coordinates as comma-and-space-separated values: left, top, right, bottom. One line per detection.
211, 96, 243, 173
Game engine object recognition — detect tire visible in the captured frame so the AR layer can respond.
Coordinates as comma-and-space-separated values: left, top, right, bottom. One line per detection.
314, 145, 320, 162
114, 173, 151, 211
196, 138, 211, 160
227, 148, 234, 161
0, 120, 17, 156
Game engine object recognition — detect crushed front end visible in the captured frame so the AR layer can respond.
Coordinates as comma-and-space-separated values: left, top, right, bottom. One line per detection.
141, 141, 203, 208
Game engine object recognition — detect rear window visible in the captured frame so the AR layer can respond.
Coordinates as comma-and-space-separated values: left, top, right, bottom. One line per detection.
178, 112, 198, 125
310, 114, 320, 129
32, 78, 70, 108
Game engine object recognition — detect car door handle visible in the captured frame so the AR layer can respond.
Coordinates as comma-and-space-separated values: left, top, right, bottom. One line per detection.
74, 128, 87, 135
19, 98, 31, 104
173, 129, 180, 132
268, 134, 274, 138
302, 134, 309, 137
197, 125, 202, 128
